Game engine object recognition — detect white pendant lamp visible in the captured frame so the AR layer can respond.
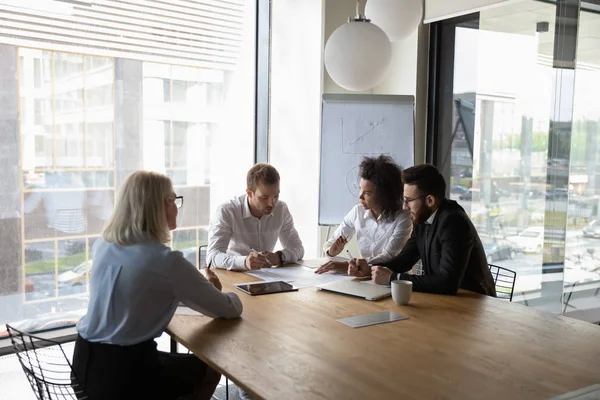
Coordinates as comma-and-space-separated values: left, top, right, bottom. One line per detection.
365, 0, 423, 42
324, 1, 392, 92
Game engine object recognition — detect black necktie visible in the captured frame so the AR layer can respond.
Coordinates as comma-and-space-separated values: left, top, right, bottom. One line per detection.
424, 224, 431, 268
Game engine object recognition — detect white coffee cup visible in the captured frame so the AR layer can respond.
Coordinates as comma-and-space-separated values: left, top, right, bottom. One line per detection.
391, 280, 413, 305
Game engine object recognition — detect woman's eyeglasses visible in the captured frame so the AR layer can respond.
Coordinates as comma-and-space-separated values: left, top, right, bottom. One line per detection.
168, 196, 183, 209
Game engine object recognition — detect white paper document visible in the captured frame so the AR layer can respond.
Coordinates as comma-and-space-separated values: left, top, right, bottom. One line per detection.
550, 384, 600, 400
337, 311, 409, 328
175, 306, 203, 316
245, 266, 353, 289
243, 269, 283, 282
296, 257, 348, 268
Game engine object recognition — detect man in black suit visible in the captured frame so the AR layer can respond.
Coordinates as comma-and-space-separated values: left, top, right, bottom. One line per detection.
350, 164, 496, 296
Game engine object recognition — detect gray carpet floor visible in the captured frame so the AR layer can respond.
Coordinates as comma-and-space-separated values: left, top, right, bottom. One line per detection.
213, 384, 242, 400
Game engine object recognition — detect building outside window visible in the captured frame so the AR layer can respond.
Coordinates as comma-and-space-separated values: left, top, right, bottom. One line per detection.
432, 0, 600, 318
0, 0, 257, 338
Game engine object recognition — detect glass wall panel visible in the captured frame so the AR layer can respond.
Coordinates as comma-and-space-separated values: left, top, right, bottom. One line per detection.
563, 6, 600, 321
434, 0, 583, 314
0, 0, 258, 338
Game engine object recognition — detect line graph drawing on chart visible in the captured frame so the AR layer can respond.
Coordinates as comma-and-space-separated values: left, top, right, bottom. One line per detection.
320, 94, 414, 225
341, 117, 387, 154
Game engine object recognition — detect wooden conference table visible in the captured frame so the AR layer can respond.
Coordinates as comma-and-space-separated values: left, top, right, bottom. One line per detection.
167, 265, 600, 400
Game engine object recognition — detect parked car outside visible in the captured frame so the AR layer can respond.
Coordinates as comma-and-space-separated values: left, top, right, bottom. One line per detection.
450, 185, 469, 196
481, 236, 517, 264
506, 227, 544, 253
58, 260, 92, 288
460, 188, 480, 201
583, 219, 600, 238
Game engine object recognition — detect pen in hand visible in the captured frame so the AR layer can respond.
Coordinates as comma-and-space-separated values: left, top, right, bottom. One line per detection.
346, 250, 353, 259
203, 261, 222, 291
249, 248, 270, 268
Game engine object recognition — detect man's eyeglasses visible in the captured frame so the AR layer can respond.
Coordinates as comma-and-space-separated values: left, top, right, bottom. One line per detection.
403, 195, 427, 205
168, 196, 184, 209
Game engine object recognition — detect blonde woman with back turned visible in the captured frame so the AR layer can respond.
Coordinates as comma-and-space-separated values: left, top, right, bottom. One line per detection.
72, 171, 242, 400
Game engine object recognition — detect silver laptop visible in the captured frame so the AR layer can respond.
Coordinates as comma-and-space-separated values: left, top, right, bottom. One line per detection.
316, 280, 391, 301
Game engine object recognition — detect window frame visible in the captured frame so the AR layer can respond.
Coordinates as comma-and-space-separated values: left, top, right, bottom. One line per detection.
0, 0, 271, 355
425, 0, 600, 311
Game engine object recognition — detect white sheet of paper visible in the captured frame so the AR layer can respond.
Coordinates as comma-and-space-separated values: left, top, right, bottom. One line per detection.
245, 266, 353, 288
550, 384, 600, 400
296, 257, 348, 268
338, 311, 409, 328
243, 269, 282, 282
175, 306, 203, 316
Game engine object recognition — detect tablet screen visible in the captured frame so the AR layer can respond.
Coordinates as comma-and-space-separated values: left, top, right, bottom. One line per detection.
235, 281, 297, 296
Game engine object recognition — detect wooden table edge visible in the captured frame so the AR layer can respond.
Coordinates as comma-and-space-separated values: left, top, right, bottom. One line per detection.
166, 319, 264, 400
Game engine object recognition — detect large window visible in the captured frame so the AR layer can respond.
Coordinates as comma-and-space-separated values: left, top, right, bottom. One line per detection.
0, 0, 257, 339
430, 0, 600, 317
563, 7, 600, 319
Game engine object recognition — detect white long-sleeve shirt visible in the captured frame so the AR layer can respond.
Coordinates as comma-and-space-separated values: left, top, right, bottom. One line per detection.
207, 194, 304, 271
77, 238, 242, 346
323, 205, 412, 265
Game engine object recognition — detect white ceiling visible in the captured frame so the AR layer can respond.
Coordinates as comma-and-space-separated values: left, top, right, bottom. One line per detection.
479, 0, 600, 65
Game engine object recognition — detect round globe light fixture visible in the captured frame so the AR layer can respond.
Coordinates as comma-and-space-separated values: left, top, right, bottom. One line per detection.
324, 4, 392, 92
365, 0, 423, 42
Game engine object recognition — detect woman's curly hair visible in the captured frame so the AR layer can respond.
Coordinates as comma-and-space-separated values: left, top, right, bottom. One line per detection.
359, 155, 404, 221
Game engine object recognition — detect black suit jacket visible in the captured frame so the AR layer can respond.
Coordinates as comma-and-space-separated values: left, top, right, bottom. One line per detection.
382, 199, 496, 296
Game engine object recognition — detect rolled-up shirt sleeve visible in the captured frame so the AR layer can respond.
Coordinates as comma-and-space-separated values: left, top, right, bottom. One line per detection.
323, 207, 357, 255
170, 251, 243, 319
368, 212, 413, 265
279, 204, 304, 263
207, 205, 247, 271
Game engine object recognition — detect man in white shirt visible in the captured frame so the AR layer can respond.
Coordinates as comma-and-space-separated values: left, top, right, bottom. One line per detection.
208, 163, 304, 271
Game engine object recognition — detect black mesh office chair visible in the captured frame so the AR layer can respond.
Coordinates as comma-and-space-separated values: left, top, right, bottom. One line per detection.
6, 324, 87, 399
488, 264, 516, 302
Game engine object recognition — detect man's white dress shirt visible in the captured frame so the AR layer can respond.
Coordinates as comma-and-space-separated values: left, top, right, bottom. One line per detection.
208, 194, 304, 271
